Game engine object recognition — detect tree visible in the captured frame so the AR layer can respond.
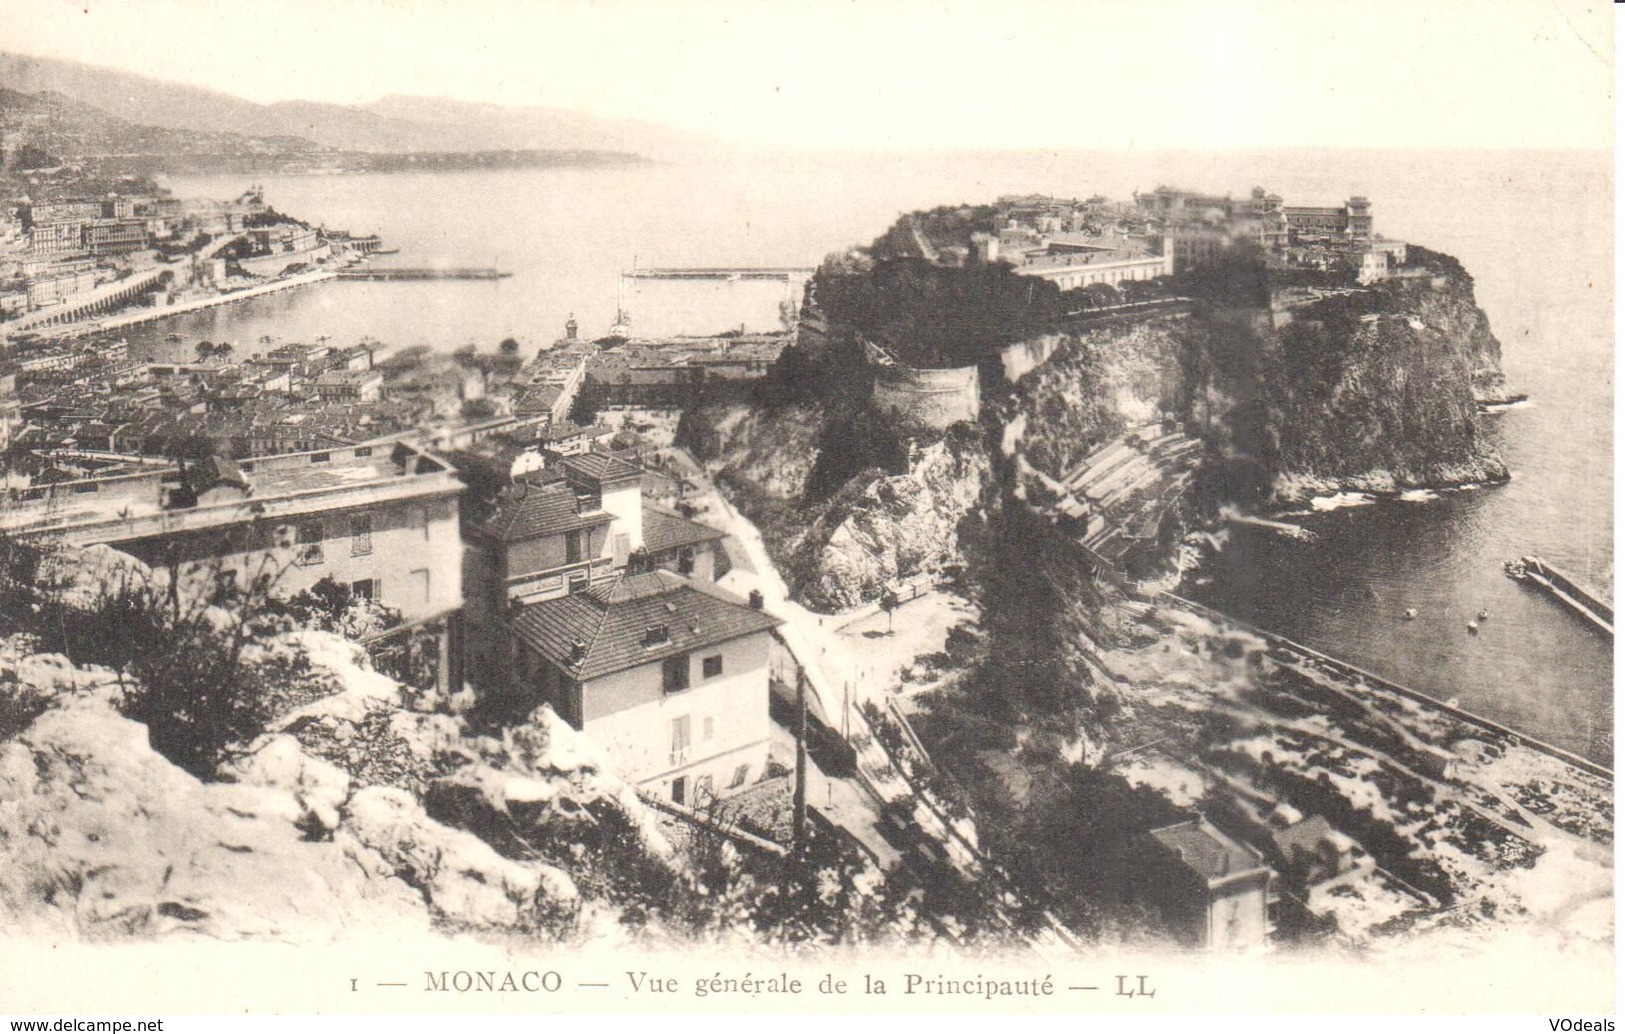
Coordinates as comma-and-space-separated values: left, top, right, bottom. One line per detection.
29, 542, 295, 777
195, 341, 216, 361
498, 337, 521, 356
9, 143, 59, 171
880, 587, 899, 633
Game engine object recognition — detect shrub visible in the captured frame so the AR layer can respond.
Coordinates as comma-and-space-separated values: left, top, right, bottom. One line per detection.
8, 537, 310, 778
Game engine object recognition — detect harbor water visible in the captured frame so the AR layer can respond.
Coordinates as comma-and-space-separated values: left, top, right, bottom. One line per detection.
124, 148, 1609, 765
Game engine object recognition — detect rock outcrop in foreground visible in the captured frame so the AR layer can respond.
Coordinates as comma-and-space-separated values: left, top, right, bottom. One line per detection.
0, 554, 681, 944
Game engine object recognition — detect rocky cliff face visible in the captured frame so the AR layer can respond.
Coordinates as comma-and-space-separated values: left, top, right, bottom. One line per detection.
792, 431, 992, 610
1260, 273, 1509, 503
1006, 316, 1193, 479
685, 395, 992, 611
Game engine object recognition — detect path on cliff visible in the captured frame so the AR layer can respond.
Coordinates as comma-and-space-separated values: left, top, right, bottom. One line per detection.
665, 446, 985, 872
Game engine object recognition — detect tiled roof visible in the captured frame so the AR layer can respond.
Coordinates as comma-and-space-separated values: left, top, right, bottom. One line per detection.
515, 384, 563, 411
473, 476, 613, 543
562, 451, 642, 485
1150, 818, 1267, 883
509, 570, 780, 682
642, 503, 725, 554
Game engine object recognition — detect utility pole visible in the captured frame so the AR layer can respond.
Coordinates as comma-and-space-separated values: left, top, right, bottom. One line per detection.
792, 667, 809, 859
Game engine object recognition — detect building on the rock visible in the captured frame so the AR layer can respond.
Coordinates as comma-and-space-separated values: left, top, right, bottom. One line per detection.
1283, 197, 1374, 240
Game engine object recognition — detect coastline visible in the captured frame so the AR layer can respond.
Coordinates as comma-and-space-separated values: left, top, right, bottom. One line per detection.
1158, 591, 1609, 779
21, 268, 342, 343
1266, 458, 1512, 512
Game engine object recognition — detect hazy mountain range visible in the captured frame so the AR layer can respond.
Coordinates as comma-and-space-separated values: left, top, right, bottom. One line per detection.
0, 51, 707, 158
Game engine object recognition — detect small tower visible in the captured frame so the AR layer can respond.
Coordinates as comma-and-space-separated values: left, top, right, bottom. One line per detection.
1345, 196, 1373, 239
970, 231, 1001, 265
564, 313, 578, 340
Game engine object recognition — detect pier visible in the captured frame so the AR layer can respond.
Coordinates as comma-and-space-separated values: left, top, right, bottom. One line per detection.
1506, 556, 1613, 636
621, 266, 814, 282
336, 267, 511, 281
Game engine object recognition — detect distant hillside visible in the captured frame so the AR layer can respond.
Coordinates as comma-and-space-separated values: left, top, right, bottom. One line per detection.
0, 51, 708, 157
360, 95, 705, 156
0, 86, 322, 167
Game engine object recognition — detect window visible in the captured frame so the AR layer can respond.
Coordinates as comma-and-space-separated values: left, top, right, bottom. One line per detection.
729, 764, 750, 790
310, 452, 330, 464
671, 776, 686, 806
568, 572, 589, 595
350, 512, 372, 555
695, 774, 714, 806
702, 716, 713, 741
669, 715, 691, 766
410, 568, 431, 603
353, 446, 372, 458
702, 654, 723, 679
295, 521, 323, 565
351, 578, 378, 600
565, 529, 584, 565
661, 653, 690, 693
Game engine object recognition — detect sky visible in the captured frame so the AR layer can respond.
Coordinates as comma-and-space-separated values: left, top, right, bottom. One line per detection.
2, 0, 1615, 151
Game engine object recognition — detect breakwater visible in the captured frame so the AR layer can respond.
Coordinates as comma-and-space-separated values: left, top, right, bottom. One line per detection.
1508, 556, 1613, 635
337, 267, 510, 281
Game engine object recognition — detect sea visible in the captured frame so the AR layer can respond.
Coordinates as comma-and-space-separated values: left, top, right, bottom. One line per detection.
128, 148, 1612, 765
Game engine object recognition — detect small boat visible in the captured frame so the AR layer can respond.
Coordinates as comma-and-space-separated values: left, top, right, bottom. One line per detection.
1403, 608, 1418, 620
1477, 608, 1490, 621
1466, 621, 1479, 634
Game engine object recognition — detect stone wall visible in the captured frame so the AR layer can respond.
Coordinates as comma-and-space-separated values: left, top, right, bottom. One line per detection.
871, 362, 980, 429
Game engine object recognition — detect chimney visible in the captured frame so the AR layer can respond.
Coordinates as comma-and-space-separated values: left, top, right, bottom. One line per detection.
569, 639, 587, 662
748, 589, 764, 610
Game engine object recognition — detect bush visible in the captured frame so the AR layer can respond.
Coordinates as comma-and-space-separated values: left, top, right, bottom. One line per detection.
8, 538, 315, 778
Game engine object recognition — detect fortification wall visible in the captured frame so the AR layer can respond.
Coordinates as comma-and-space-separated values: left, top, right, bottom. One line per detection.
1000, 334, 1066, 382
872, 362, 980, 429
